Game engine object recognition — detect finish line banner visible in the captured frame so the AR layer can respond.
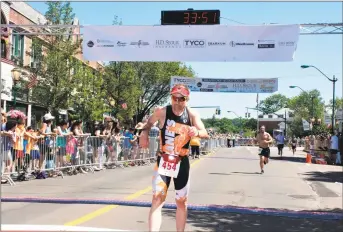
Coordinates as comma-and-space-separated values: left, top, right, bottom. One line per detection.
83, 25, 300, 62
170, 76, 278, 93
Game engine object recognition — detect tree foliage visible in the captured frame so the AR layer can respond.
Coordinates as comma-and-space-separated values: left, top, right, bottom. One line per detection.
202, 117, 258, 135
287, 89, 324, 120
29, 2, 79, 113
258, 94, 289, 114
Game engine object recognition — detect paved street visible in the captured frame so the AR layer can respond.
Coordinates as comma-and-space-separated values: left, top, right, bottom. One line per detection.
2, 146, 343, 231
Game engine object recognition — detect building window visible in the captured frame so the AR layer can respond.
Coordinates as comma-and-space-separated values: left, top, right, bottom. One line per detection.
1, 39, 6, 58
278, 114, 283, 118
268, 115, 273, 118
11, 30, 24, 63
31, 38, 42, 66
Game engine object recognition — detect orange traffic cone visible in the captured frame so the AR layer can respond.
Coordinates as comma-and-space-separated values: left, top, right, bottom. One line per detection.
306, 153, 312, 163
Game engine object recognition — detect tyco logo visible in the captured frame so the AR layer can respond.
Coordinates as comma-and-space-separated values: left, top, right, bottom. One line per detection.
183, 40, 206, 48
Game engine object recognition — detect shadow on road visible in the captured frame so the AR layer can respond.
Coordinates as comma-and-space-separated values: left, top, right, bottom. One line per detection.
302, 171, 343, 183
231, 171, 261, 175
162, 209, 343, 232
206, 157, 259, 161
270, 156, 305, 163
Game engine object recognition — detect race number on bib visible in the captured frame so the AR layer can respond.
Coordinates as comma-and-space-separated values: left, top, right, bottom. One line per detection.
158, 156, 181, 178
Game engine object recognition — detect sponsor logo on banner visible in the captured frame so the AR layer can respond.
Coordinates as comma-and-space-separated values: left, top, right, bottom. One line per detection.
117, 41, 127, 47
258, 39, 275, 43
258, 44, 275, 49
229, 41, 254, 47
208, 41, 226, 46
172, 78, 197, 85
278, 41, 296, 46
260, 85, 275, 93
183, 40, 206, 48
97, 39, 115, 44
200, 88, 213, 92
130, 40, 149, 47
246, 79, 263, 84
87, 41, 94, 47
95, 39, 116, 47
155, 40, 181, 48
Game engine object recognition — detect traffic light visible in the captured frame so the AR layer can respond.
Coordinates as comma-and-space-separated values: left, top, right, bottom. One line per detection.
215, 109, 221, 115
245, 113, 247, 118
248, 113, 251, 117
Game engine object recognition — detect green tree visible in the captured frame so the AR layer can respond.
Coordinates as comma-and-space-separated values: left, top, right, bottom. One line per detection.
327, 97, 343, 111
287, 89, 326, 137
103, 61, 140, 124
71, 65, 109, 122
287, 89, 324, 120
258, 94, 289, 114
29, 2, 80, 117
243, 118, 258, 131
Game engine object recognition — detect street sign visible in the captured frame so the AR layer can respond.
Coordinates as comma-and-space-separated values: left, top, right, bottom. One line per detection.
278, 122, 285, 129
336, 109, 343, 121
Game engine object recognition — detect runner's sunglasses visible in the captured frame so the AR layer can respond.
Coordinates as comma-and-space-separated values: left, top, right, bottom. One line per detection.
171, 95, 187, 102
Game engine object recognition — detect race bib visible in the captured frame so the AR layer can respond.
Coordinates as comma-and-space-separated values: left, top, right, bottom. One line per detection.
292, 143, 296, 146
158, 155, 181, 178
258, 148, 262, 154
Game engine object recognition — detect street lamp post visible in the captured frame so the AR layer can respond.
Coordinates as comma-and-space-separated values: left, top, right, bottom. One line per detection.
289, 85, 314, 134
301, 65, 338, 133
10, 67, 22, 109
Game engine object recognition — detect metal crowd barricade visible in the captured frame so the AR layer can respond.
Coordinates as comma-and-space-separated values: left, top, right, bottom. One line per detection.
1, 134, 224, 186
235, 138, 255, 146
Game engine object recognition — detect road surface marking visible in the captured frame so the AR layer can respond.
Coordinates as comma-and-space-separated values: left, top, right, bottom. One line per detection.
2, 224, 127, 231
64, 152, 213, 226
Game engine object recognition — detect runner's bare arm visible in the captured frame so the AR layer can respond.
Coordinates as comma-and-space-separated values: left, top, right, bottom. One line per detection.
266, 133, 274, 144
190, 109, 209, 138
142, 106, 163, 132
254, 134, 259, 144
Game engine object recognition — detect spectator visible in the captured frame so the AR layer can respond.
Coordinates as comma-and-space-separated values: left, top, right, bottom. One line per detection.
190, 136, 201, 159
330, 130, 339, 165
148, 122, 159, 159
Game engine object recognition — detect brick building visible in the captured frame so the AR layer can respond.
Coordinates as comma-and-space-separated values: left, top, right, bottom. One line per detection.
257, 108, 294, 134
1, 1, 103, 127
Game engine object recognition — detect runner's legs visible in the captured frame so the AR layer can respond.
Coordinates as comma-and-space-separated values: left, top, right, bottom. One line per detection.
150, 160, 171, 232
149, 156, 190, 232
174, 156, 190, 232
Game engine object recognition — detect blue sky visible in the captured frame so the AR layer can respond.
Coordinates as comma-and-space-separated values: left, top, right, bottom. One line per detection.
28, 1, 342, 119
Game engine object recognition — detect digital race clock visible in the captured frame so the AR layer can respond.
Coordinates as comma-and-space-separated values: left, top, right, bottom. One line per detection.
161, 10, 220, 25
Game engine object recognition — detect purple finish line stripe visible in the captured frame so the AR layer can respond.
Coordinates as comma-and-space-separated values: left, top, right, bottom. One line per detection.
1, 196, 342, 221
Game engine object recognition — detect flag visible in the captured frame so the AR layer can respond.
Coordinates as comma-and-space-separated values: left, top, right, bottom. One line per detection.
27, 74, 38, 89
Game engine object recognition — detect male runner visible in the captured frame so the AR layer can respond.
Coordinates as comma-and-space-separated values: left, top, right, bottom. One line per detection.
139, 84, 209, 232
255, 125, 273, 174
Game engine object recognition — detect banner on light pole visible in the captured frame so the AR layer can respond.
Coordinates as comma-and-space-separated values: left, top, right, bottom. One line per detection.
170, 76, 278, 93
